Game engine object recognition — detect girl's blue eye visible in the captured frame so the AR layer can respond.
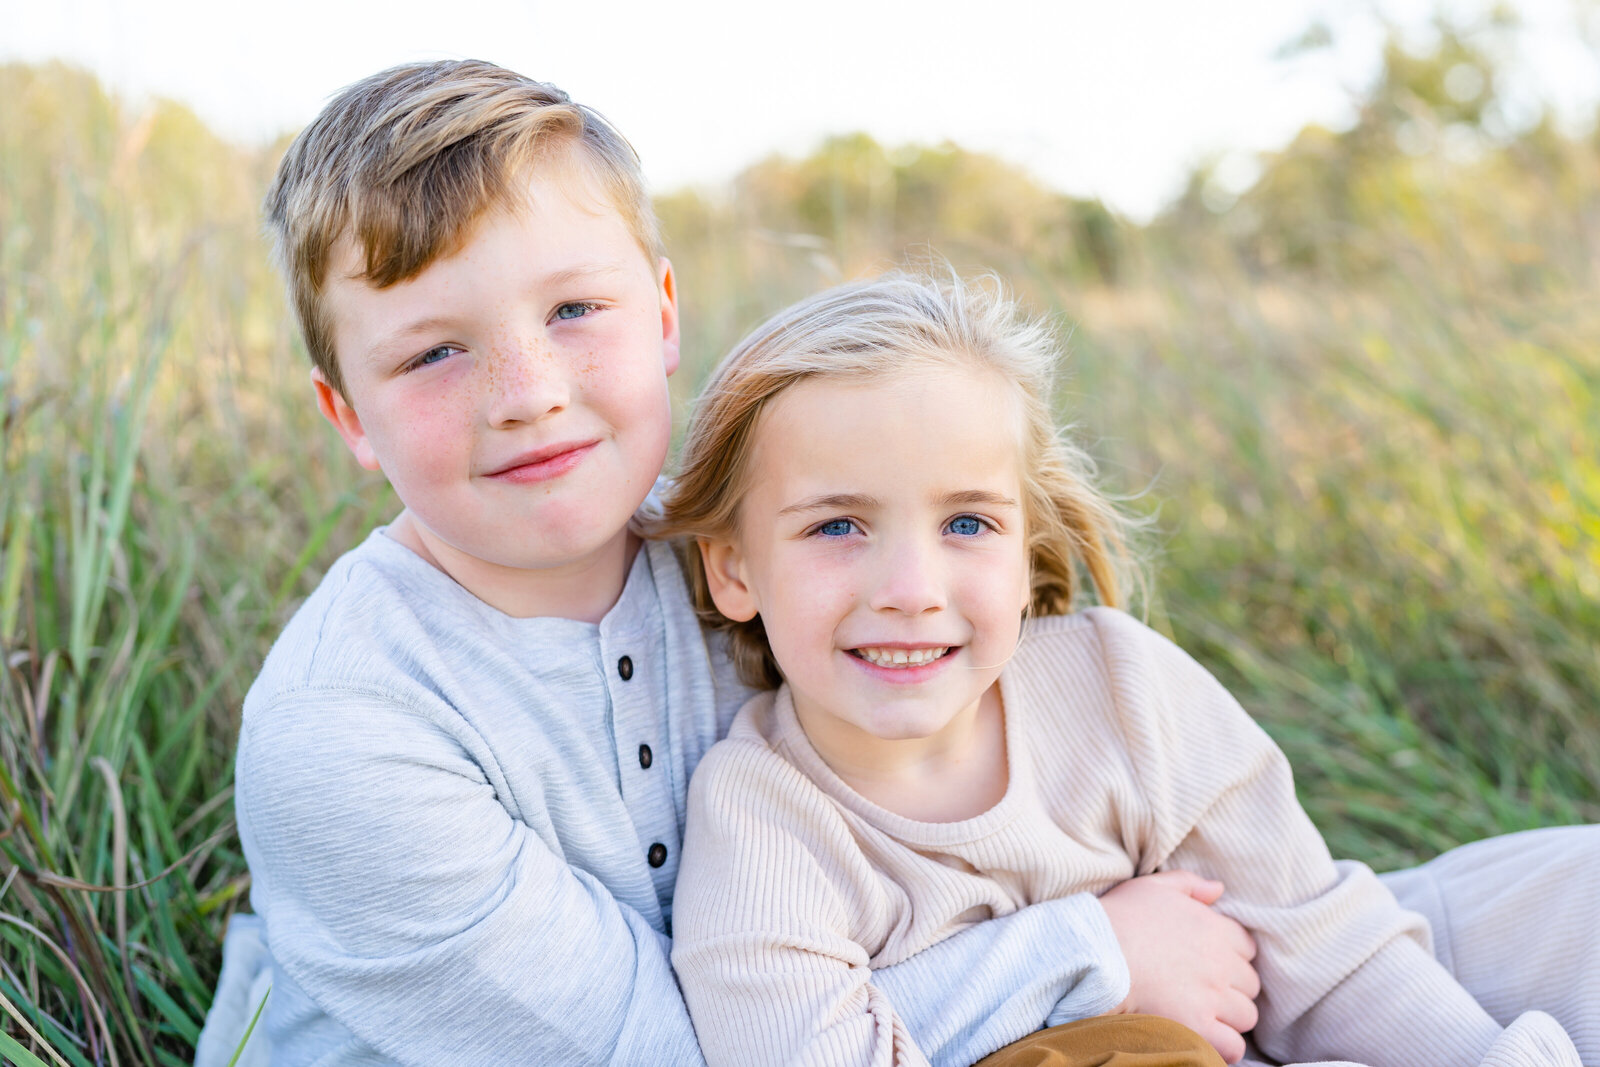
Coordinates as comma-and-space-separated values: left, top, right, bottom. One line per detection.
947, 515, 985, 536
817, 519, 857, 537
555, 302, 594, 320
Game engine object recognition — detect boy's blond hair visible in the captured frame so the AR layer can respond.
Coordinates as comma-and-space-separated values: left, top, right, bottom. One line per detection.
659, 270, 1138, 690
264, 59, 662, 397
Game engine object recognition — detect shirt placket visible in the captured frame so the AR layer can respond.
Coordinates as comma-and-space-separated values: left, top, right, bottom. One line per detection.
601, 620, 681, 916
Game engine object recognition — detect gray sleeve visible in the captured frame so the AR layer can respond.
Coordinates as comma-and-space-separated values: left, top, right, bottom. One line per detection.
875, 893, 1128, 1067
237, 690, 706, 1067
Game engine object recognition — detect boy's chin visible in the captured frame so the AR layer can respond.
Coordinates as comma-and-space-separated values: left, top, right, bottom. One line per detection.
396, 510, 633, 573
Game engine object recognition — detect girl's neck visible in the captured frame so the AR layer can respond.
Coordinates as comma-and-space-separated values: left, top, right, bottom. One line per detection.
792, 684, 1010, 823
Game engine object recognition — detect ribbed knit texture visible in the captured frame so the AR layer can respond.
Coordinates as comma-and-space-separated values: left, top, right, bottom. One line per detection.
214, 528, 1140, 1067
672, 608, 1583, 1067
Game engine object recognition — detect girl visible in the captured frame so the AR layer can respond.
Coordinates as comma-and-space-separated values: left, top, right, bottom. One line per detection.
660, 271, 1596, 1067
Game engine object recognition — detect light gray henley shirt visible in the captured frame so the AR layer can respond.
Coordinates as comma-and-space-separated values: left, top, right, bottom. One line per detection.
228, 528, 1128, 1065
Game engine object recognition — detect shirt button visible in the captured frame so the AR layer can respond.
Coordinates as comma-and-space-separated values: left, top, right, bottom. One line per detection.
618, 655, 634, 681
638, 744, 653, 769
647, 842, 668, 868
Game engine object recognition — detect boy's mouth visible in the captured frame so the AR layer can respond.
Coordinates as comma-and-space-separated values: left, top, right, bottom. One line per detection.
848, 646, 951, 668
483, 440, 598, 481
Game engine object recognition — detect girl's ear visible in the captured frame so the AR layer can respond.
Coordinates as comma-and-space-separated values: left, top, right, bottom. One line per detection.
699, 537, 759, 622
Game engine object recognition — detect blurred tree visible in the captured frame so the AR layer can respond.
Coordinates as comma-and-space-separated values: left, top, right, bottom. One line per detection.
1160, 10, 1567, 278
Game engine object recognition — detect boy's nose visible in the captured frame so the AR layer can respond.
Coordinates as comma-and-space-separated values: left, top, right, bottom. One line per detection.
484, 339, 570, 427
867, 536, 947, 616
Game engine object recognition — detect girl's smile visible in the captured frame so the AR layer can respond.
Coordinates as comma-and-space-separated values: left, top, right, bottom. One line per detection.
848, 645, 951, 669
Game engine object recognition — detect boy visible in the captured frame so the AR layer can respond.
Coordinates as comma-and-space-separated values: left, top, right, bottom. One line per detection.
195, 59, 1258, 1066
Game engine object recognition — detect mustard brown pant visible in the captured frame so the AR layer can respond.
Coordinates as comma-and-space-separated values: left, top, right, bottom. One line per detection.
974, 1014, 1226, 1067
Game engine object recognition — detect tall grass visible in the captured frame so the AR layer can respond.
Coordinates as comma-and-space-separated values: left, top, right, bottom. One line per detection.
1, 51, 1597, 1060
0, 63, 391, 1062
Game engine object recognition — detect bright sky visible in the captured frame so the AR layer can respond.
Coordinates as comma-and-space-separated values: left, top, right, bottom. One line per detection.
4, 0, 1596, 219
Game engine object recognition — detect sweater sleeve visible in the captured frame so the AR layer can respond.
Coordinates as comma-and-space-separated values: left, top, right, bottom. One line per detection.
672, 740, 1128, 1067
1095, 610, 1580, 1067
236, 689, 705, 1067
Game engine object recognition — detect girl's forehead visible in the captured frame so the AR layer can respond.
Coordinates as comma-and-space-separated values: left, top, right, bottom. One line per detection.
751, 361, 1025, 470
761, 361, 1022, 436
782, 358, 1006, 404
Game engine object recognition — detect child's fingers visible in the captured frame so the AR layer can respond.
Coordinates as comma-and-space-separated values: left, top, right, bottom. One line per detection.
1155, 868, 1227, 904
1216, 987, 1261, 1042
1197, 1019, 1247, 1066
1226, 951, 1262, 1000
1223, 917, 1258, 962
1193, 894, 1255, 960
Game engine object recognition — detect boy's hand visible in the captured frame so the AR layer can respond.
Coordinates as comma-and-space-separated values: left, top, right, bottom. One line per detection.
1100, 870, 1260, 1064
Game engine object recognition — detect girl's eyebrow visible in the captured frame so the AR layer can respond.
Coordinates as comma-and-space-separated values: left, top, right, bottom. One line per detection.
937, 490, 1019, 509
776, 490, 1019, 517
777, 493, 878, 517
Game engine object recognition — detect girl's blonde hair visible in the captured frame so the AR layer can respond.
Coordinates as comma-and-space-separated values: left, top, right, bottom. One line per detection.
659, 270, 1137, 689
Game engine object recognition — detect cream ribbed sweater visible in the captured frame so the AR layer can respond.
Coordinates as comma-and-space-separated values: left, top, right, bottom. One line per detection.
671, 608, 1580, 1067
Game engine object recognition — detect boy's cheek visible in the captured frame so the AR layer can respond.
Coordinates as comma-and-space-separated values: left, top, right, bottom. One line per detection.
365, 397, 475, 482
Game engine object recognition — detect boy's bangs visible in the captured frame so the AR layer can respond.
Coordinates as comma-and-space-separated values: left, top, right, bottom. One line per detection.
346, 110, 585, 290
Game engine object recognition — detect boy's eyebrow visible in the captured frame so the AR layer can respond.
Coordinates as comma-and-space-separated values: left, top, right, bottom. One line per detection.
777, 493, 879, 516
365, 316, 459, 362
540, 263, 630, 287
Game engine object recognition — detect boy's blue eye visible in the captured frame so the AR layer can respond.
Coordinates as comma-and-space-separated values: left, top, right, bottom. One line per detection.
415, 345, 455, 368
947, 515, 985, 536
555, 302, 594, 320
817, 519, 857, 537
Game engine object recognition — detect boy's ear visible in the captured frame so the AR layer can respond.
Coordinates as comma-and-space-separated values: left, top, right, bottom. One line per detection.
657, 257, 681, 377
698, 536, 758, 622
311, 368, 381, 471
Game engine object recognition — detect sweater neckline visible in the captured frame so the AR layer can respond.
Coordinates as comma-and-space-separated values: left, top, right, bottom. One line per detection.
769, 672, 1034, 847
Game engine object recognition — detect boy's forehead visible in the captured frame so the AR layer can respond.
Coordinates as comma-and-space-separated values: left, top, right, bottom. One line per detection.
326, 157, 638, 291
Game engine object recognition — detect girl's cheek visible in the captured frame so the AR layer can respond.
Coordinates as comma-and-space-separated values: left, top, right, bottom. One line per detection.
807, 566, 864, 616
788, 545, 854, 585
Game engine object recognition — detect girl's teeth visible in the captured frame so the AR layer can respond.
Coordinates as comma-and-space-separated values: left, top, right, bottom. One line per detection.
856, 647, 949, 667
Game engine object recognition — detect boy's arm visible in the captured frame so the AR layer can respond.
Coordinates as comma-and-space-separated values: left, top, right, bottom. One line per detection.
237, 690, 706, 1067
1108, 610, 1582, 1067
671, 742, 1128, 1067
872, 892, 1127, 1064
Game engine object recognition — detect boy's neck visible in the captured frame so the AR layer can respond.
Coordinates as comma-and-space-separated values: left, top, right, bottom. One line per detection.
794, 685, 1009, 824
387, 509, 639, 623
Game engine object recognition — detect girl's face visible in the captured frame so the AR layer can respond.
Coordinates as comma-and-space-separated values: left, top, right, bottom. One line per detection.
701, 360, 1033, 751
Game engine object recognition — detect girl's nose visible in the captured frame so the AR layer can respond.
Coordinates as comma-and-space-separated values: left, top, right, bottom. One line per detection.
484, 337, 570, 427
867, 535, 948, 616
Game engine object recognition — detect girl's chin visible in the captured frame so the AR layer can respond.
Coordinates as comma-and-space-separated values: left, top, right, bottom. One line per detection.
845, 705, 971, 743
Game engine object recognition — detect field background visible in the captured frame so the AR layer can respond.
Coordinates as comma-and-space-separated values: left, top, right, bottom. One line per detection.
1, 19, 1598, 1065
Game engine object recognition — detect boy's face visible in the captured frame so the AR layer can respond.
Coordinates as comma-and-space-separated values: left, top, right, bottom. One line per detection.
313, 164, 679, 594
